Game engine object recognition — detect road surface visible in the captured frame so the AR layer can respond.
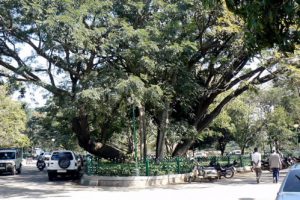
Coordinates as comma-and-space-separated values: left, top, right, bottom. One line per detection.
0, 164, 286, 200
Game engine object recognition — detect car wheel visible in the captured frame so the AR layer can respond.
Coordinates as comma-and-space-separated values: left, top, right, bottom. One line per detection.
48, 172, 56, 181
17, 165, 21, 174
58, 157, 71, 169
73, 171, 81, 179
11, 167, 16, 175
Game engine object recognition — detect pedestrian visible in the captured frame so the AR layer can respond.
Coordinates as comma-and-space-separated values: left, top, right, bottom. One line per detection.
269, 149, 282, 183
252, 147, 262, 183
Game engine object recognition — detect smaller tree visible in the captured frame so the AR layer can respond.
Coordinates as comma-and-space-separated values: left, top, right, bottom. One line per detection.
208, 110, 235, 156
0, 86, 29, 147
266, 106, 294, 151
227, 95, 261, 155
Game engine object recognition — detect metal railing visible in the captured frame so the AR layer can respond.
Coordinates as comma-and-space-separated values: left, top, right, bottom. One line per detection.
84, 155, 252, 176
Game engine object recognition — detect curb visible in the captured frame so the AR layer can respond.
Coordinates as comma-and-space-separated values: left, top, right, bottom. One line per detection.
80, 173, 188, 187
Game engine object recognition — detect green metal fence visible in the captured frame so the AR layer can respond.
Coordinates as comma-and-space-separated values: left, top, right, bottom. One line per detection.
85, 155, 252, 176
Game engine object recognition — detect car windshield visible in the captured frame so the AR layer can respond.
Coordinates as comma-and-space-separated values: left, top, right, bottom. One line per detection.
283, 170, 300, 192
0, 152, 16, 160
51, 152, 73, 160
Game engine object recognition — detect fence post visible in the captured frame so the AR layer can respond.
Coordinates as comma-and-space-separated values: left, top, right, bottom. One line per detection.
146, 159, 150, 176
227, 155, 230, 165
96, 157, 99, 174
240, 155, 244, 167
176, 157, 180, 174
88, 157, 93, 176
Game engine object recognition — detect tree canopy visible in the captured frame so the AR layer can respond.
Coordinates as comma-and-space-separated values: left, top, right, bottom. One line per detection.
0, 0, 295, 160
0, 86, 29, 147
225, 0, 299, 52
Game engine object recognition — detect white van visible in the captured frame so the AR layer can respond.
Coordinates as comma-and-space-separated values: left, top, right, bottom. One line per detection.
0, 148, 22, 175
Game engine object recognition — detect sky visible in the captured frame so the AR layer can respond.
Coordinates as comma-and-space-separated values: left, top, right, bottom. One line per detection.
10, 43, 49, 108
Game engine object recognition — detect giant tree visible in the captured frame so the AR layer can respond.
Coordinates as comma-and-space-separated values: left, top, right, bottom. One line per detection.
0, 0, 291, 160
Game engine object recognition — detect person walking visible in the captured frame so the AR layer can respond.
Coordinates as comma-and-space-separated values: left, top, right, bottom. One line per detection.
252, 147, 262, 183
269, 149, 282, 183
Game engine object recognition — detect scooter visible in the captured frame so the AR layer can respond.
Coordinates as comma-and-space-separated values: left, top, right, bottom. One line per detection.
36, 158, 46, 171
188, 163, 219, 183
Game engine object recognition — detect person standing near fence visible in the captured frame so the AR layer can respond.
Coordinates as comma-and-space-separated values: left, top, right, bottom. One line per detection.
269, 149, 282, 183
252, 147, 262, 183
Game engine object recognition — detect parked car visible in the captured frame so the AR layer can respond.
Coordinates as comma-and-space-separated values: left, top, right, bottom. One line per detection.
47, 150, 82, 181
276, 163, 300, 200
0, 148, 22, 175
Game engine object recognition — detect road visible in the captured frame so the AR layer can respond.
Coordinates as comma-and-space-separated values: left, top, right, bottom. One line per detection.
0, 164, 286, 200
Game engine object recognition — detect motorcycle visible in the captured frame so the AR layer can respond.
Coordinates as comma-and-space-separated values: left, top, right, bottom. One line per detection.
188, 163, 219, 183
209, 161, 235, 179
223, 160, 238, 172
261, 159, 269, 170
36, 158, 46, 171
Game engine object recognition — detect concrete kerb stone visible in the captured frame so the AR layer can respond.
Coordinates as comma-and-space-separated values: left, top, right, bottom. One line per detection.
80, 166, 254, 188
80, 173, 188, 188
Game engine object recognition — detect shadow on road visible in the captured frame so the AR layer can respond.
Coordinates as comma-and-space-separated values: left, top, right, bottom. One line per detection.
181, 168, 289, 188
0, 165, 84, 199
0, 184, 72, 199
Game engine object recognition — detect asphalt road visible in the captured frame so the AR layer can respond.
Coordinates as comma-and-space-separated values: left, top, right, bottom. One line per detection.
0, 164, 287, 200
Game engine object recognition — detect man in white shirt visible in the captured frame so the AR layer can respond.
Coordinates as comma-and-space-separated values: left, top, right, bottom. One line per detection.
252, 147, 262, 183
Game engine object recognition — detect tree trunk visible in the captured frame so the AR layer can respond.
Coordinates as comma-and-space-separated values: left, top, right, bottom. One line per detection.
241, 146, 245, 155
155, 102, 169, 161
172, 86, 251, 157
172, 139, 194, 157
138, 103, 147, 161
219, 144, 225, 156
72, 113, 125, 162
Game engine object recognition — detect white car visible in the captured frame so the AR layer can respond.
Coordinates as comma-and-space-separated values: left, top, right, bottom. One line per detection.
0, 148, 22, 175
276, 164, 300, 200
47, 150, 82, 181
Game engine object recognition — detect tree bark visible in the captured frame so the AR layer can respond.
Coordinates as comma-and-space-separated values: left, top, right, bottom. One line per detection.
155, 102, 169, 161
172, 139, 194, 157
72, 113, 125, 162
138, 103, 147, 161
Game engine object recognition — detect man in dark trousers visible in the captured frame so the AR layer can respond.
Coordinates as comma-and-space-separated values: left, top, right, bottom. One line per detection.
269, 149, 282, 183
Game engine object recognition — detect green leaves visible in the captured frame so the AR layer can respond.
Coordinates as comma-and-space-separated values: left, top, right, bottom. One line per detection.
0, 86, 29, 147
225, 0, 299, 52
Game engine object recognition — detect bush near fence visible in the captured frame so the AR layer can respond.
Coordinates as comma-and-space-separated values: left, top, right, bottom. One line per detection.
85, 155, 252, 176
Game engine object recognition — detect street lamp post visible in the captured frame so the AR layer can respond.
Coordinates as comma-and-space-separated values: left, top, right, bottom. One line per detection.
132, 106, 138, 163
129, 96, 139, 176
51, 138, 55, 151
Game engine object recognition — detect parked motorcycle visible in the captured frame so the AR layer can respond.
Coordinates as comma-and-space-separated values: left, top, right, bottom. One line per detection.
36, 158, 46, 171
261, 159, 269, 170
209, 161, 235, 179
223, 160, 238, 172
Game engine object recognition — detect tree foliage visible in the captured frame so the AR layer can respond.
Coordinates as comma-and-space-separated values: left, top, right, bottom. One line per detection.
225, 0, 299, 52
0, 86, 29, 147
0, 0, 292, 159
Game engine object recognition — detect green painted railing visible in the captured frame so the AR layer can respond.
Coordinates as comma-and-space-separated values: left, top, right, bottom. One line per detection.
84, 155, 252, 176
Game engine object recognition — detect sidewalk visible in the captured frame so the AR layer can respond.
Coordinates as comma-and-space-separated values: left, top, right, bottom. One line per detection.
230, 168, 289, 185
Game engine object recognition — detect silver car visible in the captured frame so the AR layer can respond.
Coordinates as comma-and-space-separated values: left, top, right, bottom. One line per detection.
276, 164, 300, 200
